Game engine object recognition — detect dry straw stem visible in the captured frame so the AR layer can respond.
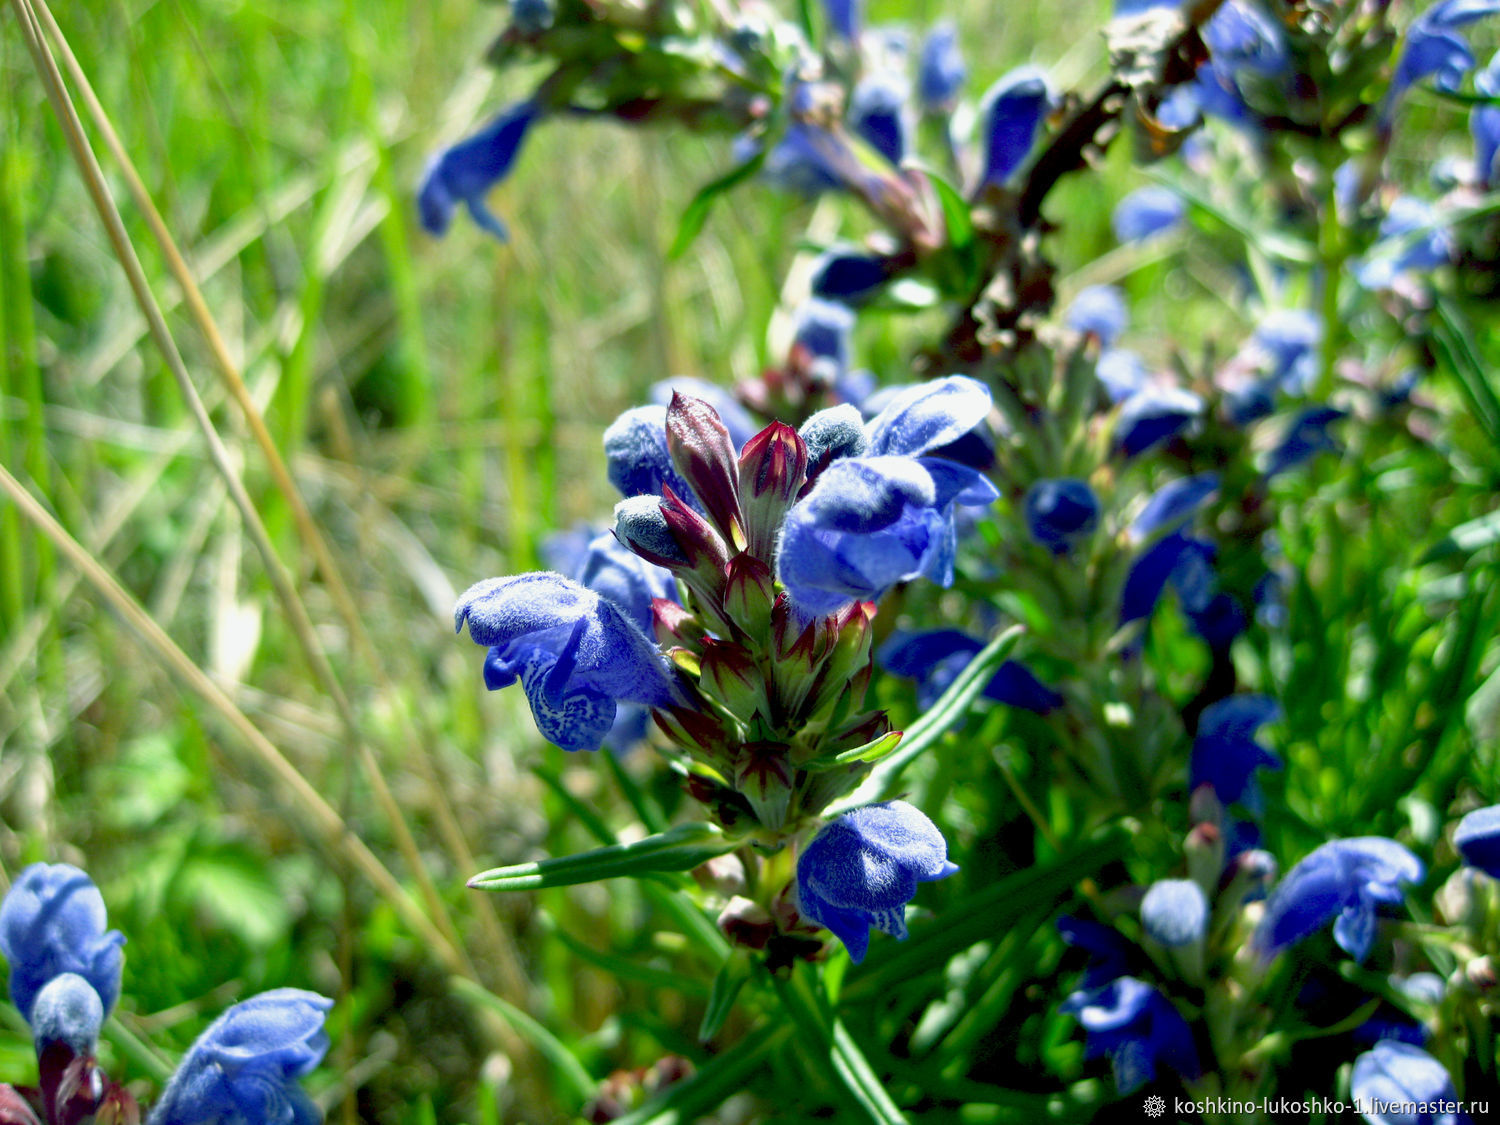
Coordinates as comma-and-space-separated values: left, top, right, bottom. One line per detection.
26, 0, 527, 1002
8, 0, 534, 1078
0, 459, 458, 975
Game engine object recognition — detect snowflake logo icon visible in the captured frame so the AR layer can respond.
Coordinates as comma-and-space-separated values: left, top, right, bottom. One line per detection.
1143, 1094, 1167, 1119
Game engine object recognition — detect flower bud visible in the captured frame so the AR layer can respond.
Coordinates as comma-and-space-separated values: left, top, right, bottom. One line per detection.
30, 974, 103, 1056
734, 742, 795, 830
717, 896, 775, 950
737, 422, 808, 559
723, 555, 776, 642
700, 640, 771, 724
613, 496, 688, 568
666, 394, 746, 550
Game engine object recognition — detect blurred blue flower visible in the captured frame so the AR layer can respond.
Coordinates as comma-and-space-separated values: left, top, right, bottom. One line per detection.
1060, 976, 1200, 1094
0, 863, 124, 1024
1350, 1041, 1473, 1125
149, 989, 332, 1125
418, 101, 538, 241
1252, 309, 1322, 395
1096, 348, 1148, 403
1140, 880, 1208, 948
456, 573, 677, 751
1454, 804, 1500, 877
1112, 186, 1185, 243
1130, 473, 1218, 542
651, 378, 757, 450
977, 66, 1053, 189
1356, 196, 1455, 289
1066, 285, 1128, 347
1204, 1, 1287, 76
1024, 478, 1100, 555
1255, 838, 1424, 962
1474, 51, 1500, 185
1120, 531, 1209, 628
759, 123, 849, 196
850, 73, 910, 166
1263, 406, 1345, 478
1057, 916, 1138, 990
821, 0, 862, 41
1190, 694, 1281, 806
811, 247, 895, 305
795, 800, 957, 963
878, 629, 1064, 713
511, 0, 554, 34
1115, 385, 1202, 456
1391, 0, 1500, 105
793, 298, 857, 378
918, 22, 967, 113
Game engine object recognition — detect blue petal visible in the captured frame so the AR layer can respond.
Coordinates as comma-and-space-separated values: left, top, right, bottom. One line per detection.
1025, 478, 1100, 554
602, 405, 696, 502
850, 73, 909, 166
1112, 186, 1185, 244
917, 22, 967, 112
0, 863, 125, 1024
977, 67, 1052, 188
1065, 285, 1129, 347
1130, 473, 1218, 541
864, 375, 993, 457
418, 102, 538, 240
1140, 880, 1208, 947
1454, 805, 1500, 877
1116, 386, 1202, 456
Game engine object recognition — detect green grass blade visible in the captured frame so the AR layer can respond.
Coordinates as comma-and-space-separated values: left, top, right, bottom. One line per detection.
468, 822, 734, 891
450, 977, 595, 1106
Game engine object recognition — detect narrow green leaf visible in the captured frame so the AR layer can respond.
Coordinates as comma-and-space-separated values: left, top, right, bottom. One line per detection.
1432, 301, 1500, 454
450, 978, 595, 1105
816, 729, 903, 769
698, 948, 754, 1041
669, 152, 765, 259
1421, 509, 1500, 564
772, 963, 908, 1125
832, 626, 1025, 810
850, 828, 1131, 996
468, 822, 733, 891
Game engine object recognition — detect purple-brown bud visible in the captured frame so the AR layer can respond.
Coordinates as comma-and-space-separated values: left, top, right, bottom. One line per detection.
666, 394, 746, 550
0, 1087, 42, 1125
717, 895, 776, 949
737, 422, 808, 560
654, 704, 732, 765
652, 598, 702, 648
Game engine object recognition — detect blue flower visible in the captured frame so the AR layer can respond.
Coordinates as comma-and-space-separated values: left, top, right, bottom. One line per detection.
759, 122, 857, 197
1356, 196, 1455, 290
1024, 478, 1100, 555
821, 0, 862, 41
793, 298, 857, 379
1390, 0, 1500, 105
1115, 385, 1202, 456
1129, 473, 1218, 542
1057, 916, 1138, 990
148, 989, 332, 1125
795, 801, 958, 963
776, 455, 997, 618
1060, 977, 1200, 1094
1065, 285, 1128, 347
1255, 838, 1424, 962
1454, 804, 1500, 877
811, 247, 895, 305
1252, 309, 1322, 395
29, 972, 105, 1054
917, 22, 967, 113
1263, 406, 1345, 478
0, 863, 124, 1024
1140, 880, 1208, 948
1474, 52, 1500, 186
455, 573, 678, 751
1350, 1041, 1473, 1125
1096, 349, 1148, 403
1190, 694, 1281, 813
603, 406, 696, 503
862, 375, 993, 459
417, 102, 539, 241
977, 66, 1053, 189
850, 73, 910, 167
1203, 1, 1287, 77
877, 629, 1064, 714
1112, 186, 1185, 244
